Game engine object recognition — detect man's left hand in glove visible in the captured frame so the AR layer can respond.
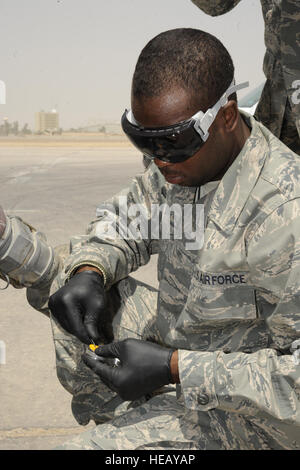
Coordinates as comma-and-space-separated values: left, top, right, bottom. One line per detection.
82, 338, 179, 401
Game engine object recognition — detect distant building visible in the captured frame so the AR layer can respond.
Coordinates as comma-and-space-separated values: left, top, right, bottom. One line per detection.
35, 110, 59, 133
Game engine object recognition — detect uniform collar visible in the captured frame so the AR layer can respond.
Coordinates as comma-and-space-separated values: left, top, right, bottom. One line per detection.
200, 179, 220, 199
207, 112, 269, 234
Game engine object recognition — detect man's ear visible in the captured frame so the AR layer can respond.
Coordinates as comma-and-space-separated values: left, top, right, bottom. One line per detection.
221, 100, 239, 134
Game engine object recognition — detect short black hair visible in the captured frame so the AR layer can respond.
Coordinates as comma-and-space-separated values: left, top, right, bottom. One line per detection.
132, 28, 236, 109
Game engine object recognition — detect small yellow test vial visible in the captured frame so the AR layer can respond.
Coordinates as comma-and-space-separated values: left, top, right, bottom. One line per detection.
87, 343, 120, 368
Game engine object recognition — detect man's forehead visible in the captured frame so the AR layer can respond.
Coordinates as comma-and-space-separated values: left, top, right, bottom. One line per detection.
131, 87, 205, 127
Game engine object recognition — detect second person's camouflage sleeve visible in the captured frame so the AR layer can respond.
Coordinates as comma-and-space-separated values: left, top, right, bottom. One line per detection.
190, 0, 242, 16
178, 198, 300, 424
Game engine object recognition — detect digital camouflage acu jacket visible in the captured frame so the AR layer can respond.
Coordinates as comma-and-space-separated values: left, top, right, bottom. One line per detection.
59, 112, 300, 445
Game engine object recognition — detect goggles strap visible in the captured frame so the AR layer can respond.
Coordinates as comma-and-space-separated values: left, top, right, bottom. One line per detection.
194, 80, 249, 141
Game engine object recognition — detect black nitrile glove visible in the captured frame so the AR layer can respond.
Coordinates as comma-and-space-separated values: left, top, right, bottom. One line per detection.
48, 270, 107, 344
82, 338, 175, 401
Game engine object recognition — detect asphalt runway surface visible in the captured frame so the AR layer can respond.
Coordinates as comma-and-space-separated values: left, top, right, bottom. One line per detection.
0, 142, 158, 449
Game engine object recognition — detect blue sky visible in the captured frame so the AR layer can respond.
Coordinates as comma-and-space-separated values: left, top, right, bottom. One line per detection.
0, 0, 265, 129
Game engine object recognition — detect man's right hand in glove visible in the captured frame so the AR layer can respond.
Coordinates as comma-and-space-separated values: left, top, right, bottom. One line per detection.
48, 266, 107, 345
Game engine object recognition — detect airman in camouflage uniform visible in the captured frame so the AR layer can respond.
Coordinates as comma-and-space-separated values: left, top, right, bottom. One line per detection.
48, 29, 300, 450
191, 0, 300, 155
49, 110, 300, 450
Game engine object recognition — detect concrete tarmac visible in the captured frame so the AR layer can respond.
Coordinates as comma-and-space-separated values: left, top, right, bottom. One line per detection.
0, 142, 158, 449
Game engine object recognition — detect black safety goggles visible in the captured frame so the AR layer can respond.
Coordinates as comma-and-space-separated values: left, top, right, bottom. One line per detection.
121, 80, 249, 164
